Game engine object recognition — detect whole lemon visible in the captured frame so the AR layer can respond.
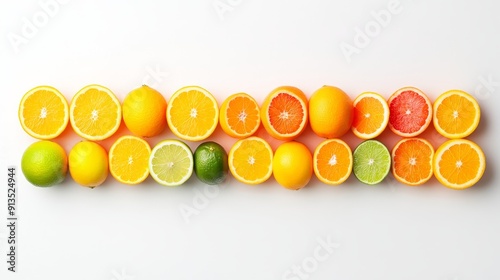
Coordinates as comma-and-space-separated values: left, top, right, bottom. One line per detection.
21, 141, 67, 187
69, 141, 108, 188
123, 85, 167, 137
273, 141, 312, 190
309, 85, 353, 138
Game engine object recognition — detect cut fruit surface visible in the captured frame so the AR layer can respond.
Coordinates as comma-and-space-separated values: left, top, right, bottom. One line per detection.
433, 139, 485, 190
149, 140, 193, 186
70, 84, 121, 141
109, 136, 151, 185
313, 139, 352, 185
19, 85, 69, 139
220, 93, 260, 138
392, 138, 434, 186
261, 86, 308, 141
353, 140, 391, 185
167, 86, 219, 141
352, 92, 389, 139
433, 89, 481, 139
388, 87, 432, 137
229, 137, 273, 185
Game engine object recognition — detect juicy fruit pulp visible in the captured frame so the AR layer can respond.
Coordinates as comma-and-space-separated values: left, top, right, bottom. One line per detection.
220, 93, 261, 138
21, 141, 68, 187
19, 86, 69, 140
273, 141, 313, 190
123, 85, 167, 138
228, 137, 273, 185
70, 84, 122, 141
109, 136, 152, 185
313, 139, 352, 185
194, 142, 229, 185
433, 90, 481, 139
309, 85, 353, 138
352, 92, 389, 139
69, 141, 109, 187
433, 139, 486, 189
353, 140, 391, 185
392, 138, 434, 186
388, 87, 432, 137
167, 86, 219, 141
261, 86, 308, 141
149, 140, 193, 186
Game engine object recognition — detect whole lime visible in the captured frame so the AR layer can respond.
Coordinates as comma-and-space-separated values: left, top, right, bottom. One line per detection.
21, 141, 68, 187
194, 141, 228, 185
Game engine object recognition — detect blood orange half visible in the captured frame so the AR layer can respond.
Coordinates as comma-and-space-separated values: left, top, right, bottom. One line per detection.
388, 87, 432, 137
260, 86, 308, 141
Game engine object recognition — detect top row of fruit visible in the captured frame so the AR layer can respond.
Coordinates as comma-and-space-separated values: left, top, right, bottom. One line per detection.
19, 84, 481, 142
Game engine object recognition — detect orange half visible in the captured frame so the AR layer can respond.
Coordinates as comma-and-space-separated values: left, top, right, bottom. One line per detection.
167, 86, 219, 141
228, 136, 273, 185
433, 139, 486, 190
260, 86, 308, 141
19, 85, 69, 139
109, 135, 151, 185
433, 89, 481, 139
352, 92, 389, 139
392, 138, 434, 186
70, 84, 121, 141
313, 139, 353, 185
220, 93, 260, 138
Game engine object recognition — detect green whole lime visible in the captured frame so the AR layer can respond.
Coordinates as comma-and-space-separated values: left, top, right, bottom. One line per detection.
21, 141, 68, 187
194, 141, 228, 185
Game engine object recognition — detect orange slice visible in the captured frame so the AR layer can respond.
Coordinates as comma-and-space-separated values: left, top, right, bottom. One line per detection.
391, 138, 434, 186
433, 139, 486, 190
313, 139, 353, 185
167, 86, 219, 141
220, 93, 260, 138
352, 92, 389, 139
109, 135, 151, 185
69, 84, 121, 141
228, 137, 273, 185
433, 89, 481, 139
18, 85, 69, 139
388, 87, 432, 137
260, 86, 308, 141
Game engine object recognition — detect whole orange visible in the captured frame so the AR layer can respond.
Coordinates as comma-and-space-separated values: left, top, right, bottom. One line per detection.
123, 85, 167, 137
309, 85, 353, 138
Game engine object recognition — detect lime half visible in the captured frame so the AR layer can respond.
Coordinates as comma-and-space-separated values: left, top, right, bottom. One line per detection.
149, 140, 193, 186
353, 140, 391, 185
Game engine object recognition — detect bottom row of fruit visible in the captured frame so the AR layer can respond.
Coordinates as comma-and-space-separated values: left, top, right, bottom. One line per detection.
21, 135, 486, 190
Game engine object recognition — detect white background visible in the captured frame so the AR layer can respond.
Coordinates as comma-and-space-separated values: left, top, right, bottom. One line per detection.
1, 0, 499, 279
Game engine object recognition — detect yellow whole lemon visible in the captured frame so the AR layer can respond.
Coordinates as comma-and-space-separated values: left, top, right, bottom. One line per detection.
69, 141, 108, 188
273, 141, 312, 190
309, 85, 353, 138
123, 85, 167, 137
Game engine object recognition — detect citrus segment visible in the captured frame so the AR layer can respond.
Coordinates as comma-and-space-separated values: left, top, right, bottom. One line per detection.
352, 92, 389, 139
388, 87, 432, 137
220, 93, 260, 138
391, 138, 434, 186
273, 141, 312, 190
353, 140, 391, 185
309, 85, 353, 138
229, 137, 273, 185
19, 86, 69, 139
109, 136, 151, 185
69, 84, 121, 141
433, 139, 485, 190
433, 90, 481, 139
167, 86, 219, 141
261, 86, 308, 141
123, 85, 167, 137
313, 139, 352, 185
149, 140, 193, 186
